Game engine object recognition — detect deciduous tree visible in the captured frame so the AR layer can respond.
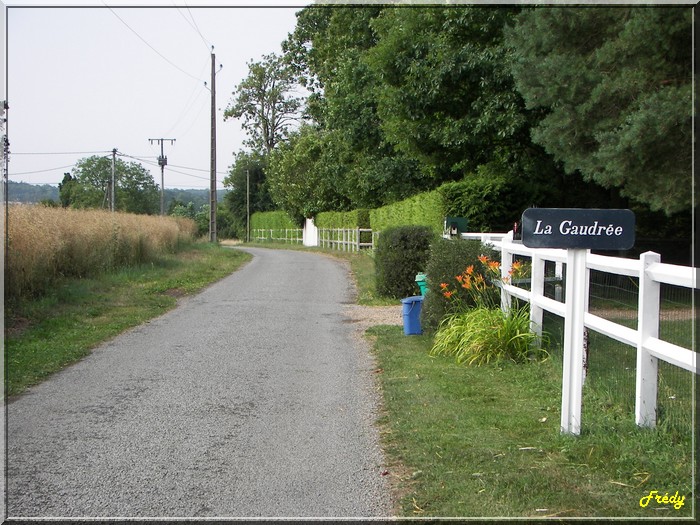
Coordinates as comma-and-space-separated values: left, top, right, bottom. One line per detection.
224, 53, 303, 155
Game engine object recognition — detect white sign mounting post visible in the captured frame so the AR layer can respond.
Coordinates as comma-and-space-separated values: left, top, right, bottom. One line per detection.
560, 248, 588, 435
521, 208, 635, 436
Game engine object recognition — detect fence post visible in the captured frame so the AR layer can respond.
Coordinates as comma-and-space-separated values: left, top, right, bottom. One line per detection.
500, 231, 514, 312
560, 248, 588, 435
636, 251, 660, 427
530, 253, 545, 338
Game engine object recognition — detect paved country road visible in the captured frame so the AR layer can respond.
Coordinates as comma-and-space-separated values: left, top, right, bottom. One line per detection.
7, 247, 393, 519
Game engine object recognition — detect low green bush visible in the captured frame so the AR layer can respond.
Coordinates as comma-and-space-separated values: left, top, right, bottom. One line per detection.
375, 225, 436, 299
420, 238, 497, 332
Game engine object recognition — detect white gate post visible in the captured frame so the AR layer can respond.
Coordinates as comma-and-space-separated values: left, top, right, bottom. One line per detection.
303, 217, 319, 247
636, 251, 660, 427
561, 248, 588, 435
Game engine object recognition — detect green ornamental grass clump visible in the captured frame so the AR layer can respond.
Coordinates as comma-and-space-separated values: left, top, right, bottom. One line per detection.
431, 306, 548, 365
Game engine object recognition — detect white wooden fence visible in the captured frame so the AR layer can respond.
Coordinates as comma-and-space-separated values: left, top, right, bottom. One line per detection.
318, 228, 375, 252
467, 231, 697, 435
250, 228, 303, 244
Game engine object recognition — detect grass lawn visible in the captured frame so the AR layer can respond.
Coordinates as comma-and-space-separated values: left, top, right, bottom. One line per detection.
369, 324, 695, 518
4, 242, 252, 397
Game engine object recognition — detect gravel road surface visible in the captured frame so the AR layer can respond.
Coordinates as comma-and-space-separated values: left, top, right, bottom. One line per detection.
7, 247, 392, 518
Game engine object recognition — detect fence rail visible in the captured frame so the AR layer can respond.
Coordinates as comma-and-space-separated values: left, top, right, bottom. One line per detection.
489, 231, 697, 434
318, 228, 376, 252
250, 228, 302, 244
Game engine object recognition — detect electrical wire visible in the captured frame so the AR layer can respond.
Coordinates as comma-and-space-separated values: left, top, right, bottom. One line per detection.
121, 152, 227, 177
171, 94, 210, 139
163, 80, 208, 138
11, 151, 112, 156
118, 152, 222, 181
9, 164, 76, 176
104, 4, 203, 82
174, 1, 211, 52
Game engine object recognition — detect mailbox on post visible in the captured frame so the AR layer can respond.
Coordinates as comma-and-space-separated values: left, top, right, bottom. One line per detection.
521, 208, 635, 250
520, 208, 635, 435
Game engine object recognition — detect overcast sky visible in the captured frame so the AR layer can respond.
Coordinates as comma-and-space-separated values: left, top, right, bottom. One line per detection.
4, 2, 304, 190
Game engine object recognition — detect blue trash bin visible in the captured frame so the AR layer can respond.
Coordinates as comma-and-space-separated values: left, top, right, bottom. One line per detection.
401, 295, 424, 335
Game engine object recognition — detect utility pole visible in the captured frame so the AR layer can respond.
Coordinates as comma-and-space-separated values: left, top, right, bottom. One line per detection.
246, 169, 250, 243
203, 48, 221, 242
111, 148, 116, 212
148, 138, 176, 215
209, 47, 217, 242
2, 100, 9, 268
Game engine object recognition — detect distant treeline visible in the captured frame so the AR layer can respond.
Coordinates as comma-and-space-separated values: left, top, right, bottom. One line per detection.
7, 181, 227, 210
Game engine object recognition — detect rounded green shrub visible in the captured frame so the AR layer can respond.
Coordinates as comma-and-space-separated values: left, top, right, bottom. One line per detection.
375, 225, 436, 299
420, 238, 498, 332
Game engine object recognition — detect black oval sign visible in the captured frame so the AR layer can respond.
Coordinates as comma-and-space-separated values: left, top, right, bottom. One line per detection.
521, 208, 635, 250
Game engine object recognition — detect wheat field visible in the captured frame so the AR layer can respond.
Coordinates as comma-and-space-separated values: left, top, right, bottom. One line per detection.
5, 205, 198, 301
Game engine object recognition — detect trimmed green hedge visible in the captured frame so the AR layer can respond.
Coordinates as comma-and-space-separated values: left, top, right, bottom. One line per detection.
375, 225, 436, 299
315, 209, 370, 229
250, 211, 299, 230
369, 191, 444, 235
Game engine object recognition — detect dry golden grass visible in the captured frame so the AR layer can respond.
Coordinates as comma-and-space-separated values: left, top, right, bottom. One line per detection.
5, 205, 197, 300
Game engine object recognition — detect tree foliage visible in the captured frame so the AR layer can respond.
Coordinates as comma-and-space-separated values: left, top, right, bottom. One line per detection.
66, 155, 159, 214
506, 7, 692, 214
224, 53, 303, 155
222, 150, 275, 239
279, 7, 429, 210
249, 6, 693, 230
266, 125, 352, 223
366, 7, 530, 182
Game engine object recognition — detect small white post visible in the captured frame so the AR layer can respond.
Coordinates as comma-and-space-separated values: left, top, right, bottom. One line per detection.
636, 251, 660, 427
561, 248, 588, 435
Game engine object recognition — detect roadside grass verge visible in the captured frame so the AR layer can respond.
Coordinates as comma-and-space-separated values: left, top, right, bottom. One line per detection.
369, 324, 694, 518
5, 243, 251, 397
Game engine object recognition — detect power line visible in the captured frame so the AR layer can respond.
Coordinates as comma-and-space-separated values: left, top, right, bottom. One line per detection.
174, 2, 211, 52
163, 81, 208, 137
118, 152, 219, 180
11, 150, 112, 156
9, 164, 76, 176
104, 4, 202, 82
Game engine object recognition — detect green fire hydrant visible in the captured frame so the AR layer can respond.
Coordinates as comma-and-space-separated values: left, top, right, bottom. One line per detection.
415, 272, 428, 296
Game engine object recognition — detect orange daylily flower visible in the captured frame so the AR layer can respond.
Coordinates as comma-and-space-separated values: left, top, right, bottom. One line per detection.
478, 255, 489, 264
465, 265, 474, 275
